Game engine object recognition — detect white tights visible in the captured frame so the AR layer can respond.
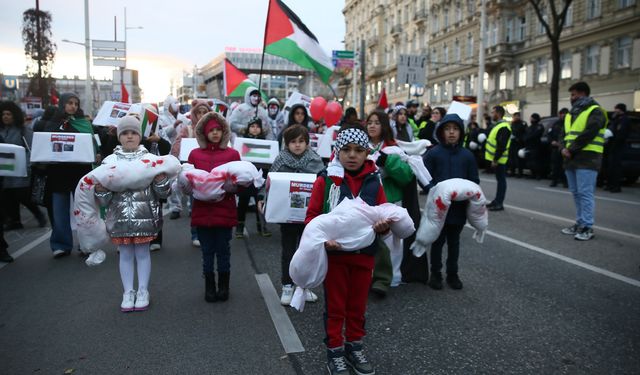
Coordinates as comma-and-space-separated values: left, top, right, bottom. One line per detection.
118, 242, 151, 293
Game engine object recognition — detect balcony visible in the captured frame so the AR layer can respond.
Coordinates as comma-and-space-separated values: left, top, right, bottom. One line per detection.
413, 9, 427, 24
367, 35, 379, 48
367, 65, 386, 79
391, 24, 402, 36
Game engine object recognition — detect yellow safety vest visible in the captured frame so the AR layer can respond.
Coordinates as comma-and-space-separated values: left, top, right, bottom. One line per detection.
564, 105, 608, 153
484, 120, 512, 164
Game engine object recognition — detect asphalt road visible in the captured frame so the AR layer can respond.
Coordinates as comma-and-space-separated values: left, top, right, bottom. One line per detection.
1, 173, 639, 375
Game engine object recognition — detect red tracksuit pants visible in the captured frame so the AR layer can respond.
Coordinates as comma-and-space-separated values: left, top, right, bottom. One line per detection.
323, 253, 375, 349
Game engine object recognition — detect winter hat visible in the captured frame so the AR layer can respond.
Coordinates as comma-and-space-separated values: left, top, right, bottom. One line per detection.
335, 127, 369, 152
248, 117, 263, 128
190, 99, 213, 117
164, 95, 179, 113
204, 117, 221, 135
530, 113, 541, 121
117, 114, 142, 137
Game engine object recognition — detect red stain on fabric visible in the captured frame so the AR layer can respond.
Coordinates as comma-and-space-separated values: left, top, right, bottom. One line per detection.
451, 191, 458, 200
435, 197, 447, 211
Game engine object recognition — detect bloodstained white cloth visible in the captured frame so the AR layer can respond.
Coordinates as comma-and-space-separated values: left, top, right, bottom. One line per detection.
370, 145, 432, 186
411, 178, 488, 257
289, 198, 415, 311
74, 153, 181, 265
176, 161, 265, 202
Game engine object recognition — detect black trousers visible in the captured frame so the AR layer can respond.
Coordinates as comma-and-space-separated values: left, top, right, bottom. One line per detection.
550, 148, 566, 184
430, 224, 465, 274
2, 187, 43, 224
237, 186, 260, 224
607, 148, 624, 189
280, 223, 305, 285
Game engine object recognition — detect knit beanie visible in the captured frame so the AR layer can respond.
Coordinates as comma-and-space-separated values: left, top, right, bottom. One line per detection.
117, 115, 142, 137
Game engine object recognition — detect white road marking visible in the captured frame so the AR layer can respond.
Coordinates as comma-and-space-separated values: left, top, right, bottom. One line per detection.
255, 273, 305, 354
503, 204, 640, 241
472, 226, 640, 288
535, 186, 640, 206
0, 230, 51, 270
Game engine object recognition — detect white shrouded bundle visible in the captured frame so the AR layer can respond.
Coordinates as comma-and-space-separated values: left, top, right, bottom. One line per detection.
177, 161, 265, 202
74, 154, 181, 266
395, 139, 431, 156
370, 144, 432, 186
411, 178, 488, 257
288, 198, 415, 312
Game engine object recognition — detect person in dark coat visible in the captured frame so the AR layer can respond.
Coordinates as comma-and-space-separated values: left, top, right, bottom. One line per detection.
605, 103, 630, 193
549, 108, 569, 187
523, 113, 545, 179
508, 112, 527, 177
423, 114, 479, 290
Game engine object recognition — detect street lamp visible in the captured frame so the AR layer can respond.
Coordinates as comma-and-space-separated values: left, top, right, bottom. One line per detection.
61, 37, 92, 116
409, 84, 425, 100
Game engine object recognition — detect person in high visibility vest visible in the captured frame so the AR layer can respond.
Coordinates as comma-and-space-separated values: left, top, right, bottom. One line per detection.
560, 81, 608, 241
406, 100, 421, 138
485, 105, 512, 211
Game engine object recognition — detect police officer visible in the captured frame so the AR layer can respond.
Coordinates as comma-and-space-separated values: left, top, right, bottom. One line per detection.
485, 105, 511, 211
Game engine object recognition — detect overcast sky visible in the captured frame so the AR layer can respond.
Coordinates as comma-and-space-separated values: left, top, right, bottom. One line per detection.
0, 0, 346, 102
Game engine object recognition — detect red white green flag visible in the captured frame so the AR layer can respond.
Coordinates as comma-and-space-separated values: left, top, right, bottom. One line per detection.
140, 103, 159, 137
263, 0, 333, 84
224, 59, 259, 98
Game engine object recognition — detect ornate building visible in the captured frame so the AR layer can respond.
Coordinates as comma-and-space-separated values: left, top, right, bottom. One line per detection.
343, 0, 640, 116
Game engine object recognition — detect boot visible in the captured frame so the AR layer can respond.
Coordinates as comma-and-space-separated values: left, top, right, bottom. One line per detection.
216, 272, 230, 301
204, 272, 218, 302
235, 222, 245, 239
0, 247, 14, 263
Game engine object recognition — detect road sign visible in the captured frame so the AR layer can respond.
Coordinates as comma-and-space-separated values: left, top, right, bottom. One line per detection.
332, 50, 355, 72
396, 54, 427, 85
92, 39, 126, 67
92, 49, 125, 58
94, 59, 126, 68
92, 40, 125, 49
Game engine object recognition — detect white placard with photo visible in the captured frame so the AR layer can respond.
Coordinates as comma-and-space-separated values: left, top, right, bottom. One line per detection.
264, 172, 317, 224
31, 132, 95, 163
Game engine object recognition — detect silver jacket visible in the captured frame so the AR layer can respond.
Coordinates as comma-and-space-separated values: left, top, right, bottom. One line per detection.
95, 146, 171, 238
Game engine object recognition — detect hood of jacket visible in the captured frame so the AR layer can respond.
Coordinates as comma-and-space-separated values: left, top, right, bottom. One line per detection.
59, 92, 80, 111
287, 103, 310, 126
244, 86, 261, 106
434, 113, 465, 146
195, 111, 232, 149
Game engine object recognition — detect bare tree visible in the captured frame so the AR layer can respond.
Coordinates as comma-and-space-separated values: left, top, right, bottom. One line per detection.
528, 0, 574, 116
22, 6, 57, 105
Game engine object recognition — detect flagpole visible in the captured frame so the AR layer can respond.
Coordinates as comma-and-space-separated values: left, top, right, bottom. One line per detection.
257, 0, 272, 116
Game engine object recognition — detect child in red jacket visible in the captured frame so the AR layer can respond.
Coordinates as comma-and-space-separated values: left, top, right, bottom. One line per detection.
305, 124, 389, 375
188, 111, 240, 303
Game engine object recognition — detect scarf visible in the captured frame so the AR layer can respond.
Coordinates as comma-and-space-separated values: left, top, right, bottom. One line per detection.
271, 149, 320, 173
570, 96, 597, 117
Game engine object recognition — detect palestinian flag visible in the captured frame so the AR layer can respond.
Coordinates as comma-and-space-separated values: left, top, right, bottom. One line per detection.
263, 0, 333, 84
0, 152, 16, 172
141, 103, 159, 137
241, 142, 271, 159
223, 59, 268, 101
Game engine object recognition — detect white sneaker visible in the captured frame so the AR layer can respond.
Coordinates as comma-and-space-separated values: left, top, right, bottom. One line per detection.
134, 290, 150, 311
305, 289, 319, 303
52, 249, 67, 258
149, 244, 161, 251
192, 239, 201, 247
121, 290, 136, 312
280, 284, 294, 305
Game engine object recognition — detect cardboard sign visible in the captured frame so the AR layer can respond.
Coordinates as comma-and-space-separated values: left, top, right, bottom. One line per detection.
233, 137, 279, 164
447, 101, 473, 121
31, 132, 95, 163
93, 101, 157, 137
264, 172, 317, 223
315, 126, 340, 158
179, 138, 199, 162
0, 144, 27, 177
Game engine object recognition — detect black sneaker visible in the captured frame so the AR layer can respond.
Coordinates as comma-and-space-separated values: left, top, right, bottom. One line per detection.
561, 224, 580, 235
235, 223, 245, 239
345, 342, 375, 375
428, 272, 443, 290
327, 348, 350, 375
574, 227, 594, 241
488, 204, 504, 211
446, 273, 464, 290
169, 211, 180, 220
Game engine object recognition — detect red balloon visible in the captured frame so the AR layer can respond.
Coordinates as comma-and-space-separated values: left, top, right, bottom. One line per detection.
309, 97, 327, 122
324, 101, 343, 126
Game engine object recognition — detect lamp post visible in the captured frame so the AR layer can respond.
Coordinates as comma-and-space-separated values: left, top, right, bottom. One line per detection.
61, 37, 92, 116
122, 7, 142, 102
409, 84, 425, 102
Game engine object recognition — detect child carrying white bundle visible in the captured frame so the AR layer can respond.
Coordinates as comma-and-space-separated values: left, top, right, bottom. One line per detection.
289, 197, 414, 312
177, 160, 264, 202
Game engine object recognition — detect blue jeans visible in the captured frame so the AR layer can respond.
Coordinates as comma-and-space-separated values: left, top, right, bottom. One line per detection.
494, 164, 507, 205
565, 168, 597, 228
196, 227, 232, 274
50, 192, 73, 252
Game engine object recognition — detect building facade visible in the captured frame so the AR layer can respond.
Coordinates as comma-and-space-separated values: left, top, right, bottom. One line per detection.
343, 0, 640, 116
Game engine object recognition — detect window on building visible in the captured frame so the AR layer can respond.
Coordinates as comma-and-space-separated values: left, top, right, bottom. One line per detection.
444, 43, 449, 64
499, 71, 507, 90
506, 17, 514, 43
432, 83, 440, 102
587, 0, 601, 19
454, 39, 460, 61
483, 72, 489, 91
518, 65, 527, 87
456, 3, 462, 23
561, 52, 572, 78
467, 0, 476, 16
432, 15, 439, 33
490, 22, 498, 46
537, 58, 548, 83
616, 36, 632, 68
444, 8, 450, 29
467, 33, 474, 58
455, 78, 462, 94
585, 45, 600, 74
538, 8, 548, 35
469, 74, 475, 93
431, 47, 438, 66
390, 77, 396, 93
518, 16, 527, 41
618, 0, 635, 8
564, 4, 573, 26
444, 80, 451, 100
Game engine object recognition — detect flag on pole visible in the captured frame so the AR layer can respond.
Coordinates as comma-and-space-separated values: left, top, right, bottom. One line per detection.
121, 82, 130, 103
140, 104, 159, 138
223, 59, 266, 101
263, 0, 333, 84
377, 88, 388, 109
